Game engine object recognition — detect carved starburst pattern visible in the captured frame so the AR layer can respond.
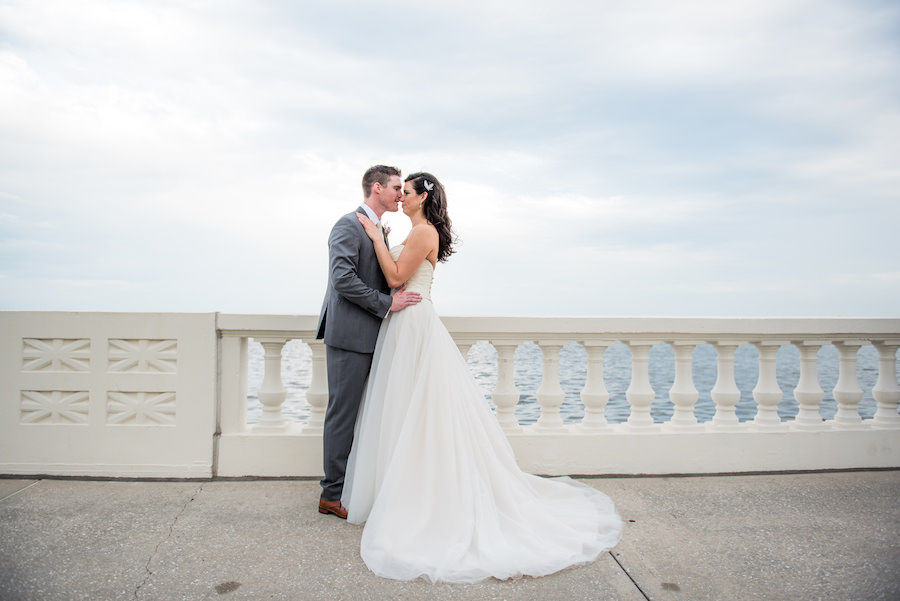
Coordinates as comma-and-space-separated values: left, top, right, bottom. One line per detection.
107, 391, 176, 425
108, 339, 178, 373
20, 390, 90, 424
22, 339, 91, 372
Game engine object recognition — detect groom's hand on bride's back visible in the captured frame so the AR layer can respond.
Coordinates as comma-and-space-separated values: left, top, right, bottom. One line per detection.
390, 285, 422, 312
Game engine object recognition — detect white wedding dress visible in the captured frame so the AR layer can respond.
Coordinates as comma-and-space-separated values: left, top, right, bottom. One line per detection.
342, 246, 622, 583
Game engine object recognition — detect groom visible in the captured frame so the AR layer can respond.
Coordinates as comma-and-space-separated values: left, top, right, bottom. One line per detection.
315, 165, 422, 518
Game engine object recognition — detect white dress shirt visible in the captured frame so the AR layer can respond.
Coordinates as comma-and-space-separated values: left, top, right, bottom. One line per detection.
360, 204, 379, 224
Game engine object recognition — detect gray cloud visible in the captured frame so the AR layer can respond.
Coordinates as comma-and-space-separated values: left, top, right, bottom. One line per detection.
0, 0, 898, 316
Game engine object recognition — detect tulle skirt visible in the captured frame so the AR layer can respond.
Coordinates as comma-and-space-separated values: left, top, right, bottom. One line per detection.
342, 301, 622, 583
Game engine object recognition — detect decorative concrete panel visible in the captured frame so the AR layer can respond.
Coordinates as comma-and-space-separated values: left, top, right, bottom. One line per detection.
106, 391, 176, 425
0, 312, 217, 477
22, 339, 91, 372
107, 339, 177, 373
20, 390, 90, 425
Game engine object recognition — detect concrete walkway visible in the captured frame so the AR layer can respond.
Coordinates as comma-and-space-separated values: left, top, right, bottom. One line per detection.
1, 471, 898, 601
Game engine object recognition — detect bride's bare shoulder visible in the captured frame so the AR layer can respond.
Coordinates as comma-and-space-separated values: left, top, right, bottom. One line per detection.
410, 222, 439, 237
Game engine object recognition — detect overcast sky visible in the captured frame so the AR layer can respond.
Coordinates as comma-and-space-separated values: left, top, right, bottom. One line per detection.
1, 0, 898, 317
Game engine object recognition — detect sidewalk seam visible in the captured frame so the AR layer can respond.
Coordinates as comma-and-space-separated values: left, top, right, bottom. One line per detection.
133, 484, 203, 601
609, 551, 651, 601
0, 480, 41, 503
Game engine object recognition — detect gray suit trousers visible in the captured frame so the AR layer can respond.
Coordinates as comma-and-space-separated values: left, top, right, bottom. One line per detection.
320, 344, 374, 501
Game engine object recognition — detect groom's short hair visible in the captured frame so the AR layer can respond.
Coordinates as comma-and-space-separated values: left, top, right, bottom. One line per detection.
362, 165, 401, 198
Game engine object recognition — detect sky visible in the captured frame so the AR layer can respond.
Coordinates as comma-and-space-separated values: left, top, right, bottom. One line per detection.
1, 0, 898, 317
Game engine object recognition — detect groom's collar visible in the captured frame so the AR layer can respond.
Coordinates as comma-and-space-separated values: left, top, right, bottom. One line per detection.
359, 204, 379, 224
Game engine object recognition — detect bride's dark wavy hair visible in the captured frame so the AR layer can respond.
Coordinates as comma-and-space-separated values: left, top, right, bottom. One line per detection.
406, 172, 456, 263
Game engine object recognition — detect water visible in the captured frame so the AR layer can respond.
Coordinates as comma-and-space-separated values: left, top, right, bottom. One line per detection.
246, 340, 895, 425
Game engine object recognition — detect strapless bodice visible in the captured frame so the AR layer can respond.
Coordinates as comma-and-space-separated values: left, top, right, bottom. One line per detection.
390, 245, 433, 301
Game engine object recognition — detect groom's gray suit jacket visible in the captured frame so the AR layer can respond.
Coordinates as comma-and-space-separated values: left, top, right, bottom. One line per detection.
316, 207, 393, 500
316, 208, 393, 352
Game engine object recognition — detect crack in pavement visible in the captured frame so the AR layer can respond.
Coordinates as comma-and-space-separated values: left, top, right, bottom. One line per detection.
133, 485, 203, 601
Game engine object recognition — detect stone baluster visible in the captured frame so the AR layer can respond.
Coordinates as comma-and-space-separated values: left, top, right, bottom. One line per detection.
624, 342, 657, 431
253, 338, 289, 432
872, 341, 900, 429
578, 341, 613, 431
832, 341, 865, 429
750, 341, 787, 431
535, 341, 565, 431
791, 341, 828, 431
490, 342, 521, 432
665, 341, 704, 431
708, 341, 744, 431
302, 340, 328, 433
456, 340, 474, 363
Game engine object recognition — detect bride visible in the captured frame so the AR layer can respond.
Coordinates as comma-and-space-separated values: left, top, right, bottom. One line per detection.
343, 172, 622, 583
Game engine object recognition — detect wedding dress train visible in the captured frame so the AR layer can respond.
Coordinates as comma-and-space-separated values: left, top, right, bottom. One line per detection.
342, 246, 622, 583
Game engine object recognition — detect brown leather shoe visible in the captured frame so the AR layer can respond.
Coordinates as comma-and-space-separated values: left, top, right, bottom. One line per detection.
318, 498, 348, 519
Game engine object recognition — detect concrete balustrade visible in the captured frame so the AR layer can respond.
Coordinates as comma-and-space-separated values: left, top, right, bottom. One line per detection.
303, 341, 328, 433
873, 342, 900, 429
578, 340, 613, 431
833, 341, 866, 429
254, 338, 290, 432
709, 341, 743, 430
665, 341, 703, 432
751, 341, 787, 431
2, 312, 899, 478
792, 341, 829, 431
490, 341, 521, 433
535, 341, 566, 431
624, 342, 656, 432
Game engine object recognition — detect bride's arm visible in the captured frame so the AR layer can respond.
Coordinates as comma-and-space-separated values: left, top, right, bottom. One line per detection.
383, 225, 436, 288
357, 216, 436, 288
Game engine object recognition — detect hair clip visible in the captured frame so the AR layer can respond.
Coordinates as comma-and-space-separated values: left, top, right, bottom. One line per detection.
423, 180, 434, 191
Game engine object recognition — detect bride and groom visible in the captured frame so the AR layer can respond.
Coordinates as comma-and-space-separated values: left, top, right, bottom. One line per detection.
315, 165, 622, 583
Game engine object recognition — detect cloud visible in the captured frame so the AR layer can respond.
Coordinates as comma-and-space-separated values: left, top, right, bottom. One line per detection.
0, 0, 897, 316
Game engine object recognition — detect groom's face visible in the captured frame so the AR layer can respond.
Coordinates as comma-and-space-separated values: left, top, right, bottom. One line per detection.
374, 175, 403, 214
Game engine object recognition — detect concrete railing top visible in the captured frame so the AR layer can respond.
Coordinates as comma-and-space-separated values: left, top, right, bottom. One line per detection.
216, 313, 900, 341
